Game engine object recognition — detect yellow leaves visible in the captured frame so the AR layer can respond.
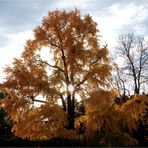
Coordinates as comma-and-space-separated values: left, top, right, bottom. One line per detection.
19, 9, 111, 100
88, 37, 98, 48
118, 94, 148, 133
97, 46, 109, 62
24, 40, 38, 54
86, 90, 113, 111
85, 90, 121, 138
96, 64, 111, 78
40, 103, 66, 121
33, 26, 50, 47
6, 103, 67, 140
83, 14, 97, 34
4, 66, 13, 75
85, 106, 121, 138
1, 9, 113, 141
0, 91, 28, 119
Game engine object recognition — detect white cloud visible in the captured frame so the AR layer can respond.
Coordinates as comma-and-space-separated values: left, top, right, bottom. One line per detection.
0, 26, 7, 34
53, 0, 73, 9
0, 30, 34, 82
144, 35, 148, 40
93, 2, 148, 50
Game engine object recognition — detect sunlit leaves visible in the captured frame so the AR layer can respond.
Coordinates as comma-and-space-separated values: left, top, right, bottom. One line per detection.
10, 103, 67, 140
119, 94, 148, 133
85, 90, 120, 136
0, 9, 111, 140
85, 91, 148, 146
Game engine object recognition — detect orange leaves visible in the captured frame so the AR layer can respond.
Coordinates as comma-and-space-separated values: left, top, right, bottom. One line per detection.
88, 37, 98, 48
33, 26, 50, 47
11, 108, 47, 140
85, 90, 121, 137
7, 103, 67, 140
119, 94, 148, 133
22, 9, 111, 95
1, 9, 113, 141
86, 90, 113, 111
85, 91, 148, 140
22, 40, 38, 60
97, 46, 109, 62
97, 64, 112, 79
0, 91, 29, 122
39, 103, 67, 124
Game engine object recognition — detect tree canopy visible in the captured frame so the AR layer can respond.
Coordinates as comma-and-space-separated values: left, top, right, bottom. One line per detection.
0, 9, 111, 140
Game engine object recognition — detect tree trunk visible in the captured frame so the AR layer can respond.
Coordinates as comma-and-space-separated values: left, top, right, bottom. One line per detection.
134, 81, 140, 94
135, 88, 140, 94
67, 93, 75, 129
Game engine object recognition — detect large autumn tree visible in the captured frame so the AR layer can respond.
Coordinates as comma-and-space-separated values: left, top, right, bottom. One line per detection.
0, 9, 111, 140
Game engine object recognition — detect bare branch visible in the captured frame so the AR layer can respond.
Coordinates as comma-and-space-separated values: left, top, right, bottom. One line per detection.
115, 33, 148, 94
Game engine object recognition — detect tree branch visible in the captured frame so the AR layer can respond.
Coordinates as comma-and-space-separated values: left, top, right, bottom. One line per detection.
35, 59, 64, 73
60, 94, 66, 111
75, 74, 90, 88
30, 95, 47, 103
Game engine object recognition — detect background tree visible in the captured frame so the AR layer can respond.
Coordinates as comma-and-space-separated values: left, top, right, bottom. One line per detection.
0, 9, 111, 140
113, 33, 148, 95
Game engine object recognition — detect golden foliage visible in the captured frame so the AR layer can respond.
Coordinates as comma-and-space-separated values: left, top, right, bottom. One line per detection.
10, 103, 66, 140
0, 9, 111, 140
85, 90, 121, 137
119, 94, 148, 133
84, 90, 148, 146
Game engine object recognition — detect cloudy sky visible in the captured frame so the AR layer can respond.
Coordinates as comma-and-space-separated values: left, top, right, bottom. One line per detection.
0, 0, 148, 82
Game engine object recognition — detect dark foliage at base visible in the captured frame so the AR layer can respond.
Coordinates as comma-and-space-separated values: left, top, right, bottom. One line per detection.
0, 137, 81, 147
0, 135, 147, 147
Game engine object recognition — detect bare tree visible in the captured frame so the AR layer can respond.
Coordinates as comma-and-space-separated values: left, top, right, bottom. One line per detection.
115, 33, 148, 95
111, 64, 130, 96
